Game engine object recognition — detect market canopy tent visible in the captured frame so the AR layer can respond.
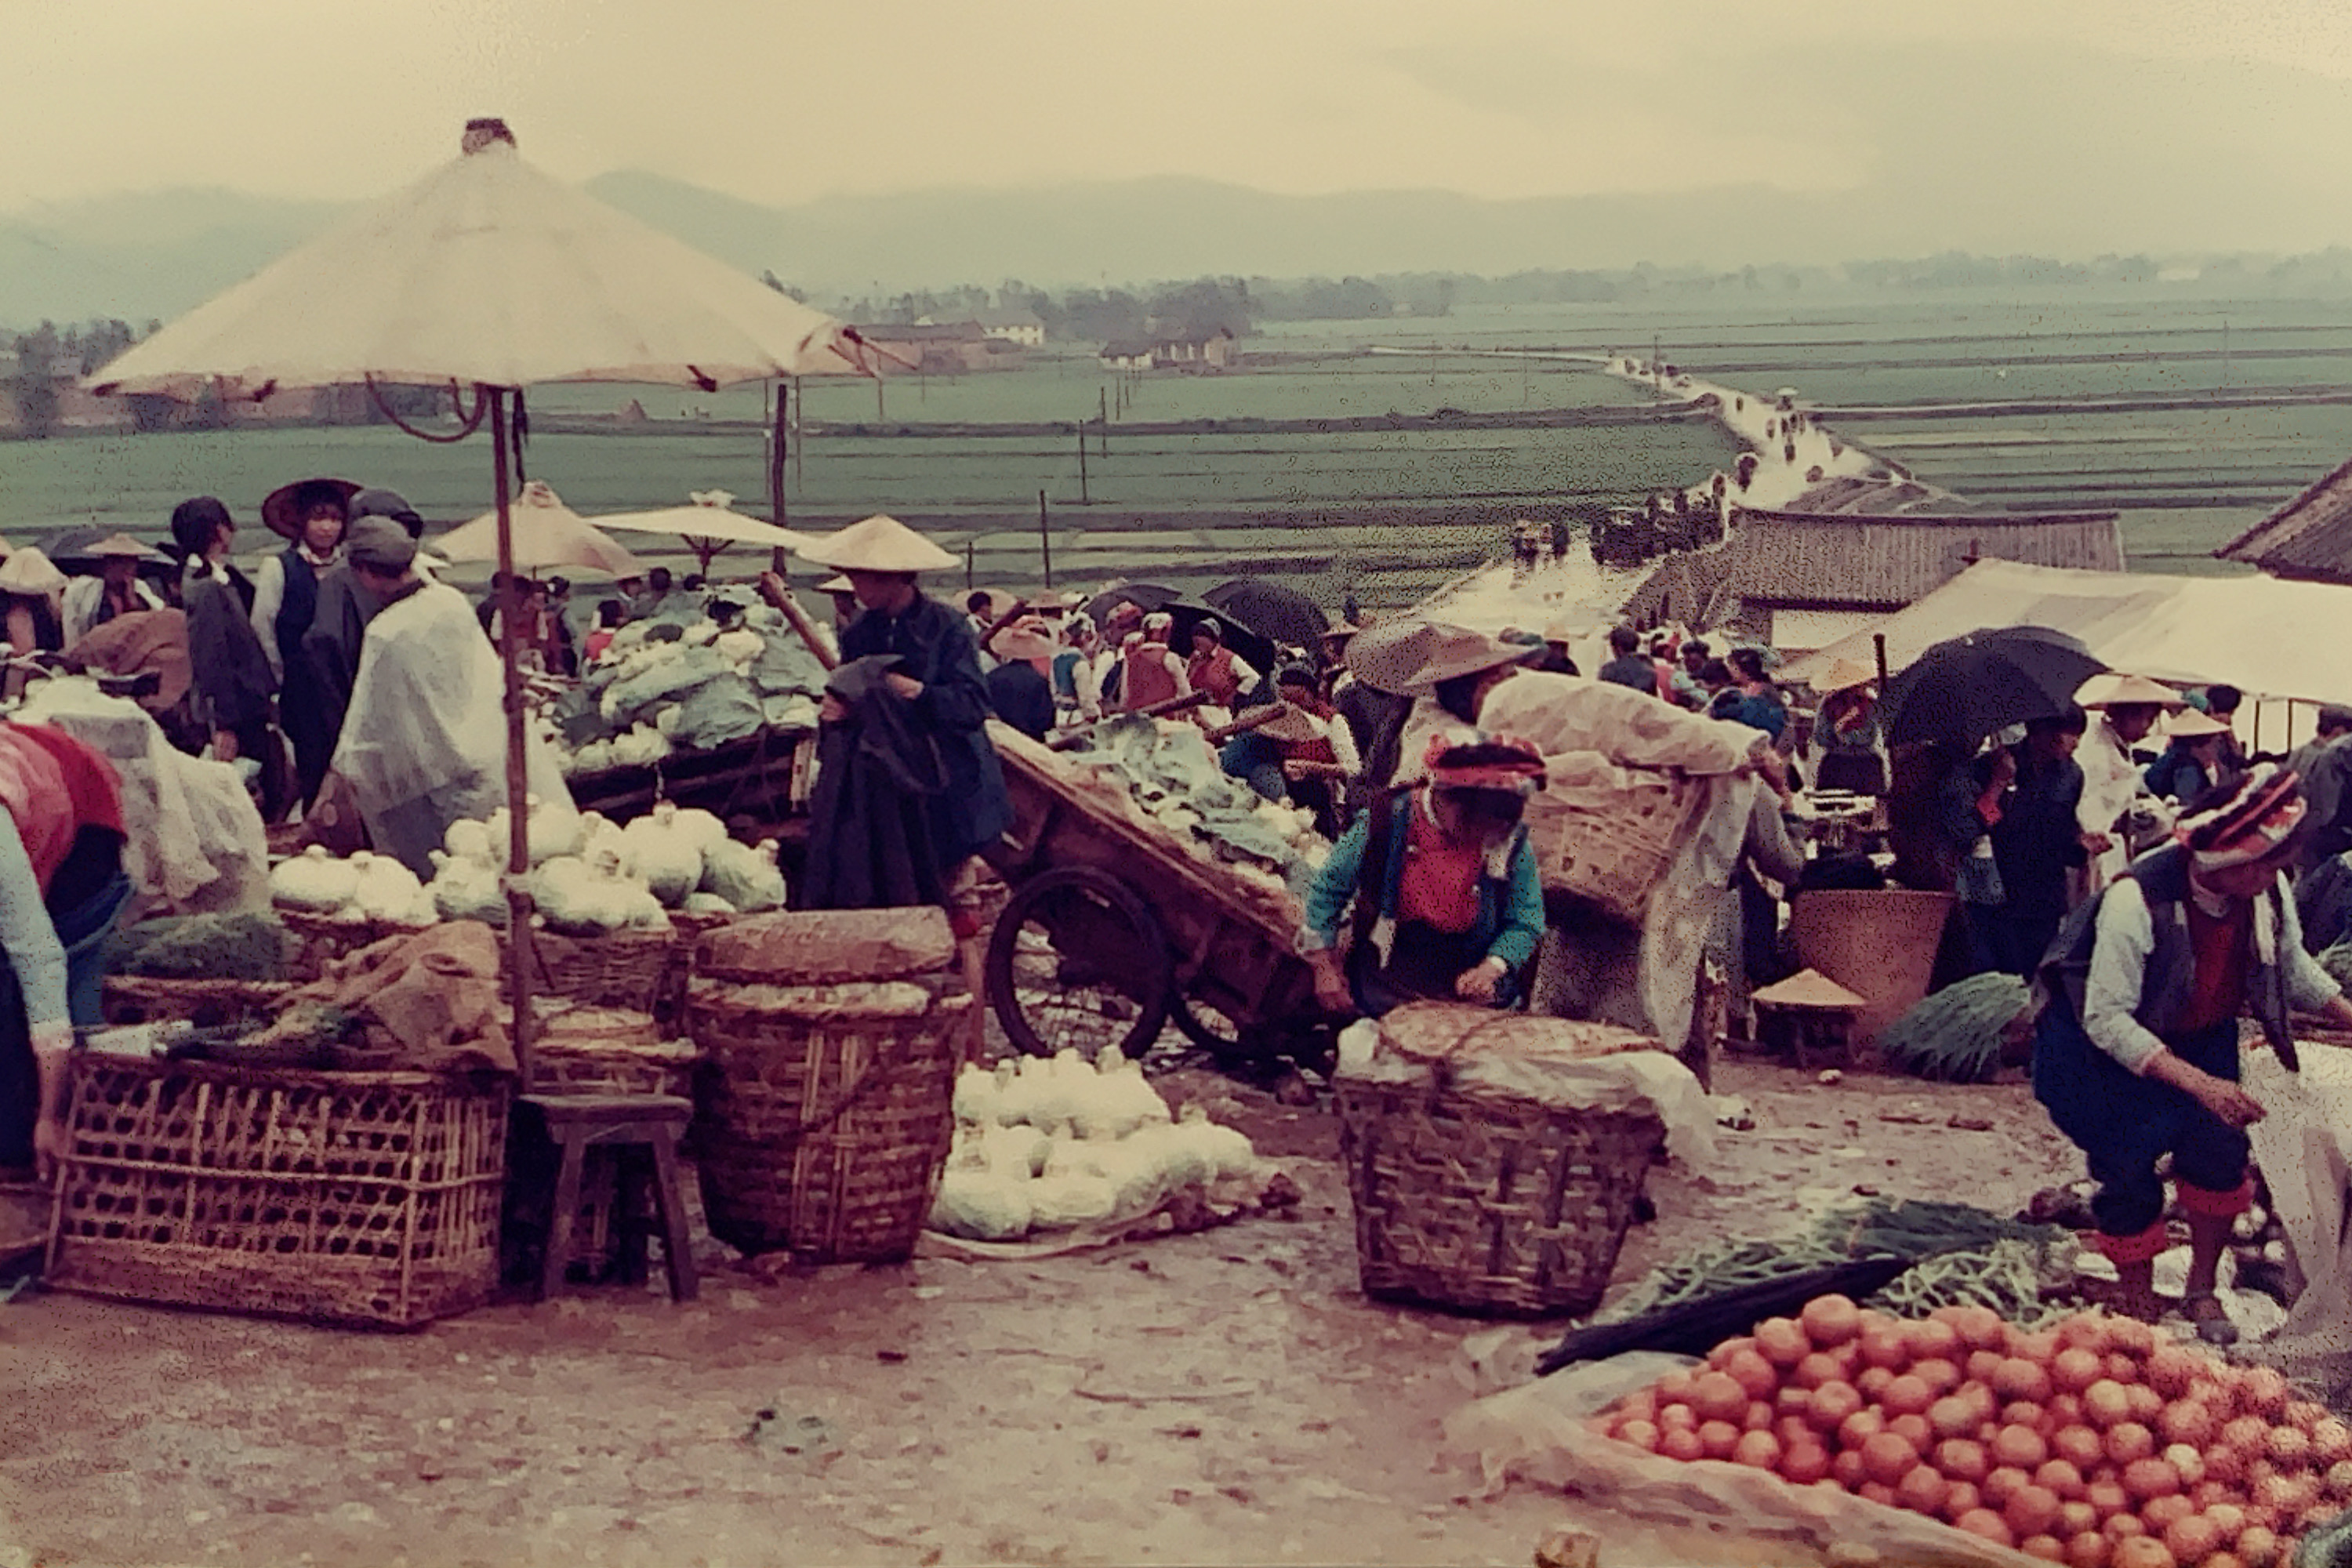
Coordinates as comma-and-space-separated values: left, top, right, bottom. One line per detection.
438, 482, 644, 578
593, 490, 814, 575
86, 117, 872, 1069
1780, 559, 2352, 710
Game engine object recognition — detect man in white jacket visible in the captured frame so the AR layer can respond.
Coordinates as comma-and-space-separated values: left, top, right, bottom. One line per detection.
2077, 675, 2177, 895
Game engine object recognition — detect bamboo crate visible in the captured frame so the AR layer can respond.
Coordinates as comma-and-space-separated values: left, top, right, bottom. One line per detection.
46, 1055, 508, 1330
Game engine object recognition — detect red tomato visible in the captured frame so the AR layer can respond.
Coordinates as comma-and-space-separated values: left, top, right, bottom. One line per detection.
1753, 1317, 1810, 1369
1799, 1294, 1863, 1348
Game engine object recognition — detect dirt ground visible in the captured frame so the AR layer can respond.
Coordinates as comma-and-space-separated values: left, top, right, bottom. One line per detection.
0, 1059, 2089, 1568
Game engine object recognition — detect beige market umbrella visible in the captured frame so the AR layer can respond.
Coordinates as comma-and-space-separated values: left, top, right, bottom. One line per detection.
438, 481, 645, 577
593, 488, 814, 575
85, 118, 873, 1072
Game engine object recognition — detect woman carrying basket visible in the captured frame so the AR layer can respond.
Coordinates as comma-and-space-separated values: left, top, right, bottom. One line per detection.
1301, 732, 1547, 1018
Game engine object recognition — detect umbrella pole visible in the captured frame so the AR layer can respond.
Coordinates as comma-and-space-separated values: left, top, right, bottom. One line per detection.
769, 379, 789, 535
489, 385, 537, 1083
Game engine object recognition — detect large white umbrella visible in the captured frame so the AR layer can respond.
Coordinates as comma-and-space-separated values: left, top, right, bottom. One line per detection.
593, 488, 813, 575
85, 118, 873, 1072
438, 481, 644, 577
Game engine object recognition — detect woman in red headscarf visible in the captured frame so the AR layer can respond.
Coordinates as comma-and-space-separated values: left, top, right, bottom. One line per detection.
1301, 731, 1547, 1017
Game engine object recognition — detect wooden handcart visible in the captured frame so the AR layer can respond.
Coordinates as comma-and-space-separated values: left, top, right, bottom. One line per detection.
983, 729, 1326, 1068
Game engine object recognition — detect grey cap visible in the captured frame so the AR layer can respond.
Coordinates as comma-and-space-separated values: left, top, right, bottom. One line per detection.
350, 488, 424, 537
2319, 706, 2352, 734
347, 515, 419, 573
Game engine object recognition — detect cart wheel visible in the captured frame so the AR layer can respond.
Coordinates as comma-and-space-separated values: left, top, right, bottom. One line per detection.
985, 866, 1172, 1059
1169, 993, 1247, 1059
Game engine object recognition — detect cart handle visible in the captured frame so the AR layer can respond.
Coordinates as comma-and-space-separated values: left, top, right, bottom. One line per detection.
1047, 690, 1210, 750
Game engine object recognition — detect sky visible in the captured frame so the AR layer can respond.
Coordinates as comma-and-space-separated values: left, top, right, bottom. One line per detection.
7, 0, 2352, 257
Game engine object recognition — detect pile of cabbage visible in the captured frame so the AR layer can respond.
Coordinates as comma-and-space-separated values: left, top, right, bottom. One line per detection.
927, 1046, 1261, 1243
269, 798, 788, 938
555, 598, 828, 776
1066, 714, 1330, 901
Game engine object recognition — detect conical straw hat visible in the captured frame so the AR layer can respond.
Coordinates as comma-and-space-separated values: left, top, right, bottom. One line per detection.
798, 514, 958, 573
0, 547, 67, 596
2078, 672, 2183, 710
1813, 657, 1876, 693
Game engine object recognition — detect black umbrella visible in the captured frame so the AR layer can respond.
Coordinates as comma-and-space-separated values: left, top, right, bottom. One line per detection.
1203, 577, 1329, 652
1083, 582, 1181, 626
42, 526, 165, 567
1880, 626, 2107, 750
1160, 601, 1276, 675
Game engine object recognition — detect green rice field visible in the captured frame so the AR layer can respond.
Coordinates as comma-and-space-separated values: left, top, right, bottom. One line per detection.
7, 290, 2352, 605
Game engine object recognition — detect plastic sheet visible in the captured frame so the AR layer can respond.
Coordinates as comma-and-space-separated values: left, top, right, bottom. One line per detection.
1338, 1003, 1717, 1167
20, 678, 268, 916
1443, 1357, 2042, 1568
2243, 1044, 2352, 1402
330, 583, 574, 875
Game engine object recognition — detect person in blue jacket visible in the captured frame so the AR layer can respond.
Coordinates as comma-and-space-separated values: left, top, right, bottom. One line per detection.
768, 516, 1010, 928
1301, 731, 1547, 1018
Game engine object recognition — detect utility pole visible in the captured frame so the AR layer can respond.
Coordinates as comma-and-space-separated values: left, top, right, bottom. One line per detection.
1099, 386, 1109, 456
1038, 489, 1053, 588
965, 539, 975, 592
876, 373, 885, 422
1077, 422, 1089, 504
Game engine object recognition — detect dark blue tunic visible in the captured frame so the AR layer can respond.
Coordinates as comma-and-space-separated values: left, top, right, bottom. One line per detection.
837, 590, 1011, 869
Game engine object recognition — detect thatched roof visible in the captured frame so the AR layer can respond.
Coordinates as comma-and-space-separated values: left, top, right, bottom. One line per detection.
1623, 506, 2125, 626
2215, 455, 2352, 584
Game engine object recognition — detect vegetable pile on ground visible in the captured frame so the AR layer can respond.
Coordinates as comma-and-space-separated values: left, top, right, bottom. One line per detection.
926, 1046, 1261, 1243
554, 600, 826, 775
270, 798, 786, 935
1058, 713, 1330, 902
1593, 1297, 2350, 1566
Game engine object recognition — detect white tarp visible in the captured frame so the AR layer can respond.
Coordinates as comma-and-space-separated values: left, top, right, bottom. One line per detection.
1781, 559, 2352, 710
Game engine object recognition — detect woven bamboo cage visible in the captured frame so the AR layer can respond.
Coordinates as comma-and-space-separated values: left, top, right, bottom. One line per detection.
46, 1055, 508, 1330
1519, 763, 1704, 924
1334, 1007, 1668, 1316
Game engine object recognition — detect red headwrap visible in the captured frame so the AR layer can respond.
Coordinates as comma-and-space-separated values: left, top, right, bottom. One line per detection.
1424, 731, 1548, 796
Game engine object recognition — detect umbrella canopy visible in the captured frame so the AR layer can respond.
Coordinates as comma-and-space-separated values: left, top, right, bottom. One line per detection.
42, 526, 165, 567
1084, 583, 1181, 626
1203, 577, 1329, 651
1880, 626, 2108, 750
594, 488, 814, 563
1154, 601, 1275, 675
89, 129, 866, 398
75, 117, 871, 1080
437, 482, 644, 577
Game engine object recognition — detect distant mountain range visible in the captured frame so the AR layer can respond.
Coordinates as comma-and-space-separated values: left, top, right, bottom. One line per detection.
0, 170, 2339, 333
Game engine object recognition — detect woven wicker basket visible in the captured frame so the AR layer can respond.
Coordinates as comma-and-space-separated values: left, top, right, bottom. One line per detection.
1334, 1075, 1664, 1317
528, 1003, 699, 1100
1520, 764, 1704, 924
686, 907, 969, 1264
100, 975, 294, 1029
278, 909, 413, 983
524, 926, 677, 1014
46, 1055, 508, 1330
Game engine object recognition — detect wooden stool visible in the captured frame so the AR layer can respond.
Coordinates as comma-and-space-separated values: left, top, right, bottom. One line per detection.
1750, 969, 1869, 1071
523, 1094, 699, 1303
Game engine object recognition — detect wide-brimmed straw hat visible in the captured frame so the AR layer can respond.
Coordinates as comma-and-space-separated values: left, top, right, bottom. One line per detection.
797, 514, 958, 574
1813, 657, 1876, 694
2078, 672, 2183, 710
0, 547, 67, 596
260, 477, 361, 541
1347, 619, 1538, 695
989, 616, 1059, 663
82, 532, 160, 561
2165, 708, 2234, 739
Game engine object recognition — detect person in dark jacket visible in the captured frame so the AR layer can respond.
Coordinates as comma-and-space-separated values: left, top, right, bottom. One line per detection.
1970, 709, 2090, 975
301, 488, 422, 788
2144, 708, 2238, 807
982, 615, 1059, 741
170, 497, 289, 819
2034, 765, 2352, 1341
1595, 626, 1653, 692
253, 477, 354, 808
768, 516, 1010, 916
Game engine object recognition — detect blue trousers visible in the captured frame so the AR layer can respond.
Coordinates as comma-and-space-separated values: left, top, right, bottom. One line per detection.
2034, 1010, 2246, 1239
